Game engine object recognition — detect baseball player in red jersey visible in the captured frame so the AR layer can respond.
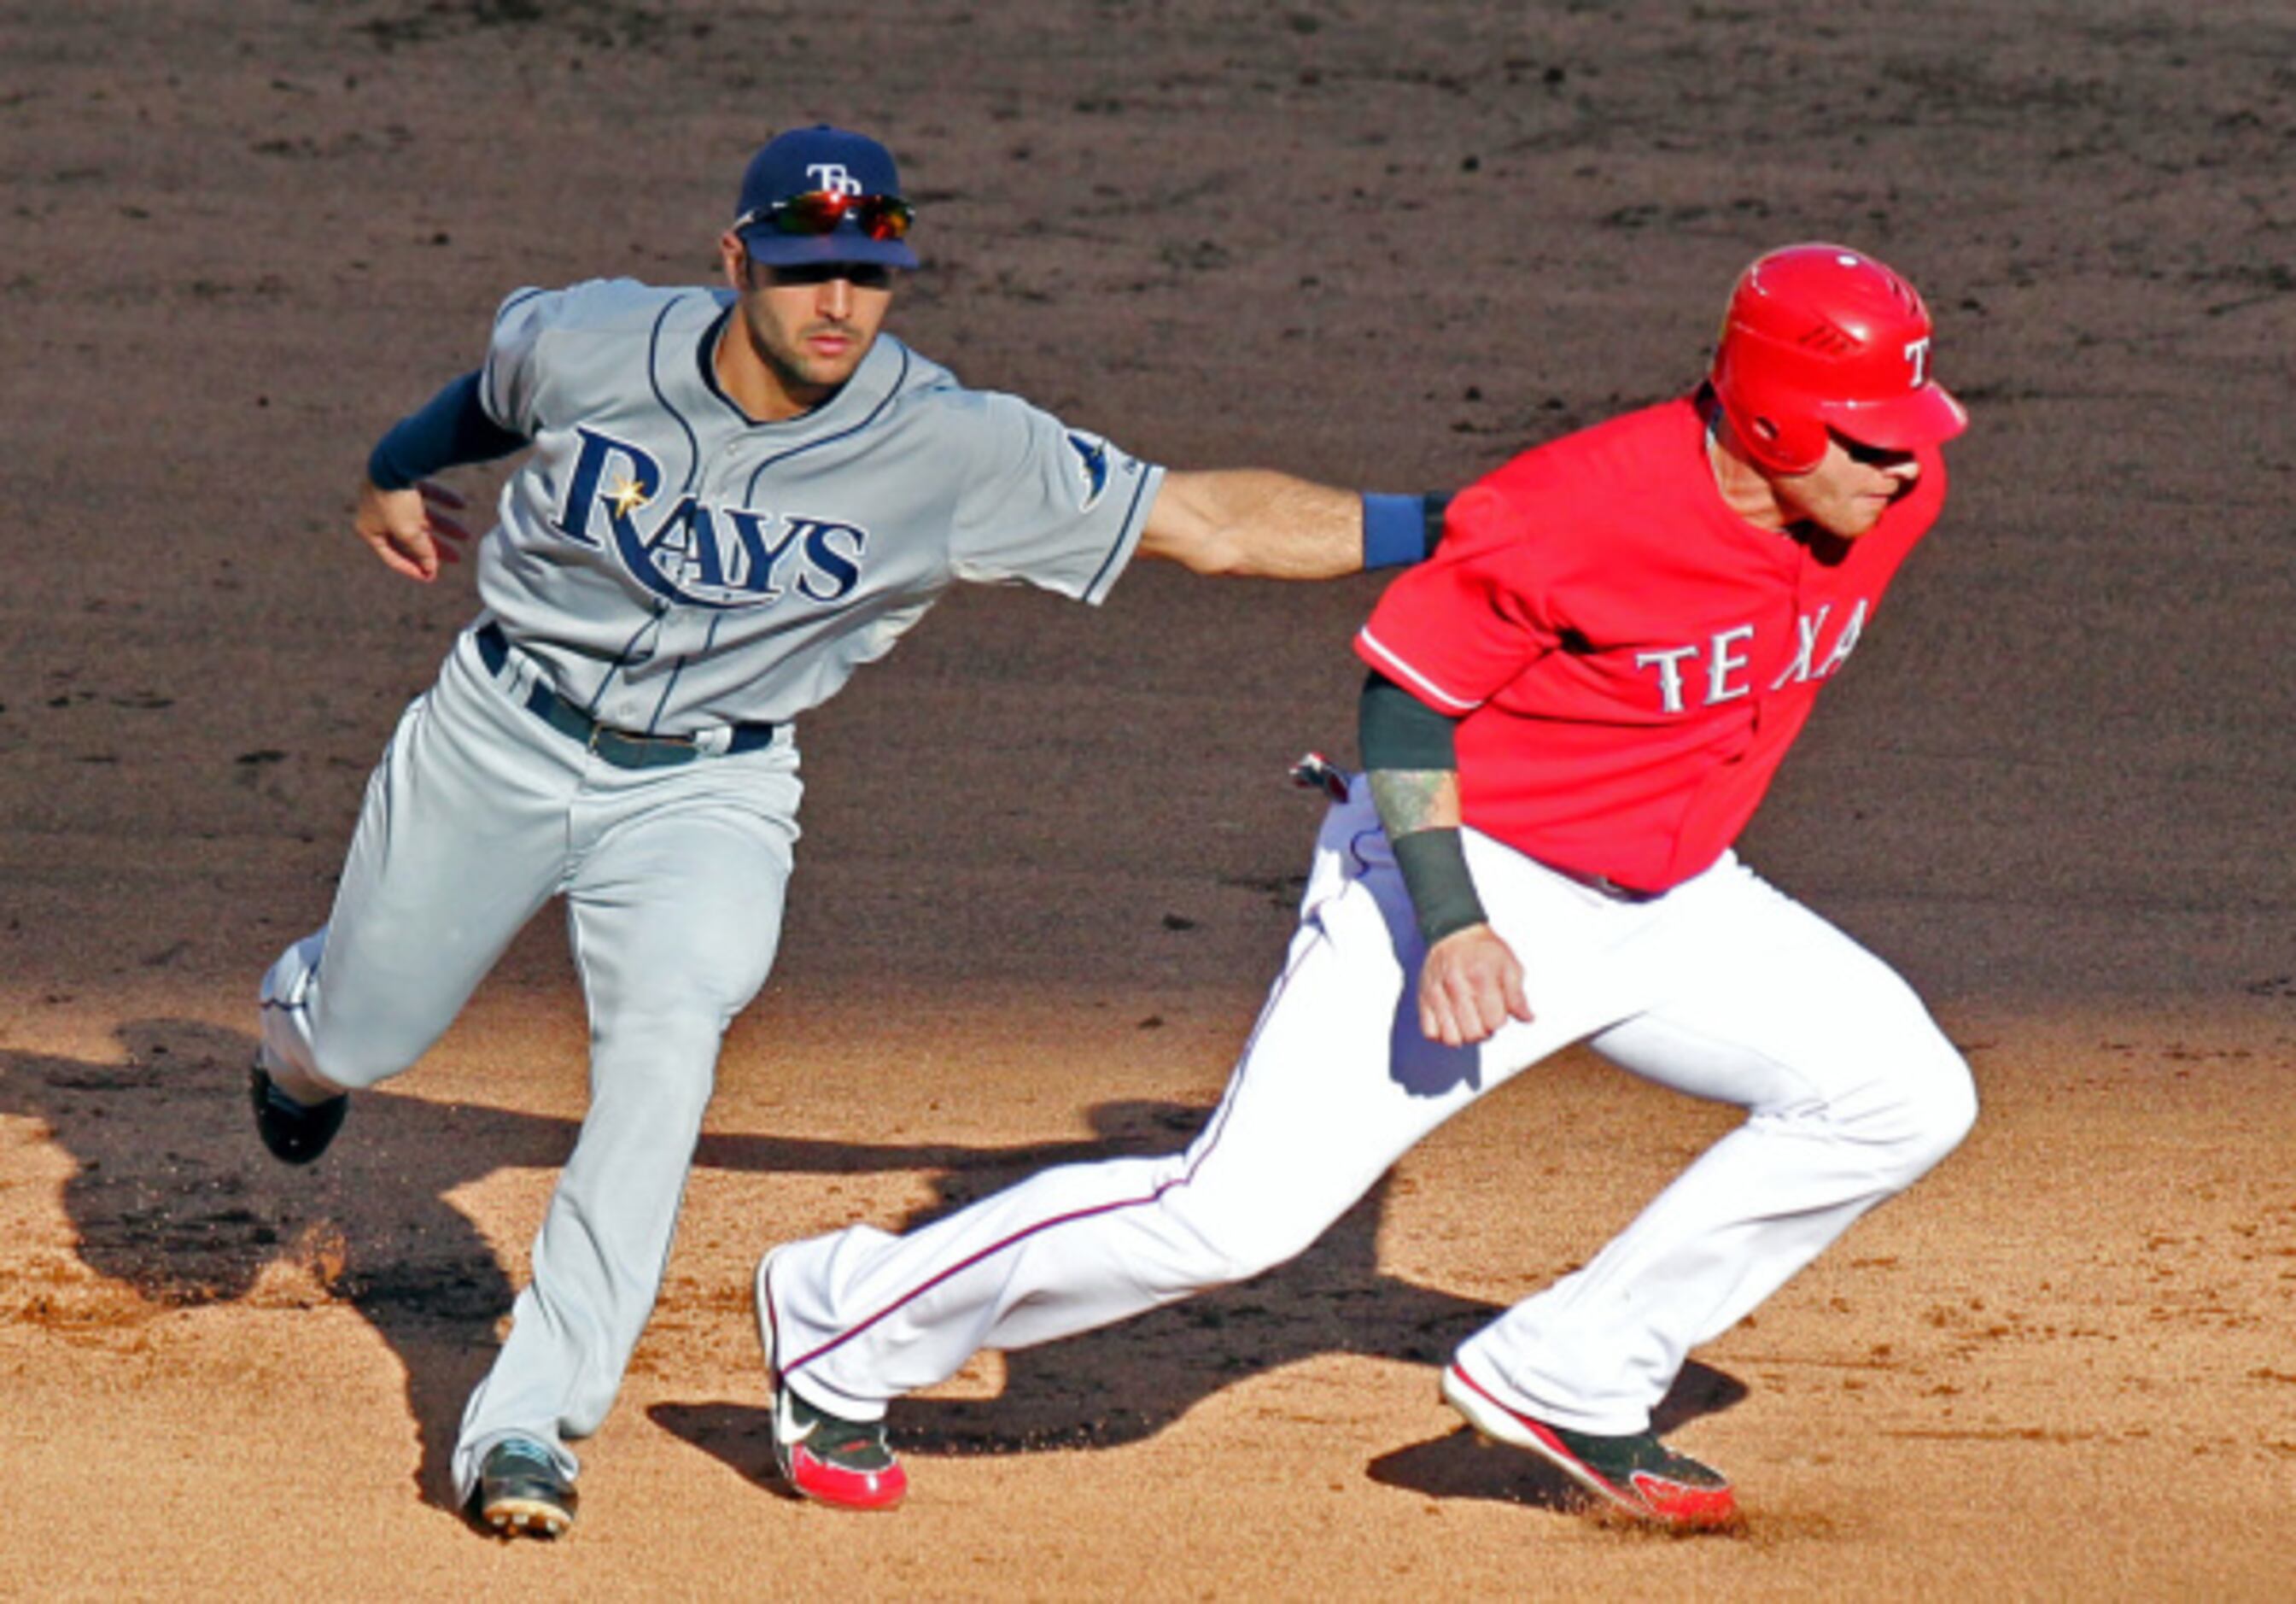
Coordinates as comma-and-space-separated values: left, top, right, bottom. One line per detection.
748, 244, 1978, 1528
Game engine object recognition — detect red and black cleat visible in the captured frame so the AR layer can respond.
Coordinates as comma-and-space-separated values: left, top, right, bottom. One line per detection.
775, 1411, 908, 1511
755, 1252, 908, 1512
1442, 1364, 1739, 1530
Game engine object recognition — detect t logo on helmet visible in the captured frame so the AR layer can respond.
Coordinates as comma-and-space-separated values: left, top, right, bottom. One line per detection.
1902, 336, 1932, 388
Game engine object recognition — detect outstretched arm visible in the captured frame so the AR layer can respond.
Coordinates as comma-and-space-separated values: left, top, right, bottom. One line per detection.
1359, 671, 1533, 1046
354, 369, 530, 582
1138, 471, 1444, 578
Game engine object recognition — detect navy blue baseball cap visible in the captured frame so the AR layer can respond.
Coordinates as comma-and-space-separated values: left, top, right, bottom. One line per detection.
733, 125, 920, 270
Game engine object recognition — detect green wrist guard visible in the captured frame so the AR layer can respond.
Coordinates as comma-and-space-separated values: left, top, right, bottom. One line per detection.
1391, 828, 1487, 947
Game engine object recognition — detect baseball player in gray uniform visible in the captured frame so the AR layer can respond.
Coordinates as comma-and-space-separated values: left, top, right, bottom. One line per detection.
250, 124, 1441, 1538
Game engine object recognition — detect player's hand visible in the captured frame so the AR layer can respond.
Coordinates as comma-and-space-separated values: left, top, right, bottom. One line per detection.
354, 477, 472, 582
1417, 924, 1533, 1047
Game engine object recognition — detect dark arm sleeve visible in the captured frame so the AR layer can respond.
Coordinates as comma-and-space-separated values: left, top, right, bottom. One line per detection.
1358, 670, 1461, 770
366, 370, 531, 491
1358, 670, 1487, 945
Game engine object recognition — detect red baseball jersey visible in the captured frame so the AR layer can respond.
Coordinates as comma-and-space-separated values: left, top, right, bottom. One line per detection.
1356, 395, 1947, 893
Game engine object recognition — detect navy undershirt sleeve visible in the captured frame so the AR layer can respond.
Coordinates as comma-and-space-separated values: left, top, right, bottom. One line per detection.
366, 370, 530, 491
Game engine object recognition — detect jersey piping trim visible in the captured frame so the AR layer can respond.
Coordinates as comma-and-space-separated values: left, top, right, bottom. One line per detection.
739, 342, 914, 503
645, 612, 723, 735
1081, 465, 1158, 603
647, 296, 705, 504
1357, 628, 1483, 713
584, 612, 665, 718
484, 287, 551, 428
694, 306, 749, 425
583, 297, 705, 722
774, 923, 1323, 1379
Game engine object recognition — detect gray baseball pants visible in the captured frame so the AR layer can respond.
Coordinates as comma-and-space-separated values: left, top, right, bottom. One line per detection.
259, 626, 801, 1503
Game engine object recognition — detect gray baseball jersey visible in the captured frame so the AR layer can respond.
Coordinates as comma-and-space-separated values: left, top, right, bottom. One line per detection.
475, 278, 1165, 732
258, 277, 1170, 1505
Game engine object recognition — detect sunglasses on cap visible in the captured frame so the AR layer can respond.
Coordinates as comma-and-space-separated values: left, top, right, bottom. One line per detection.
733, 190, 914, 243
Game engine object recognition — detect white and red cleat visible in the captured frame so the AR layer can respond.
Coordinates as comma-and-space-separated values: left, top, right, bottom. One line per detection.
1442, 1363, 1739, 1530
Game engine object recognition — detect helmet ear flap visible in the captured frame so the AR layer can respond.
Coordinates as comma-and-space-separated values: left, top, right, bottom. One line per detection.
1712, 328, 1827, 475
1755, 413, 1826, 474
1718, 392, 1826, 475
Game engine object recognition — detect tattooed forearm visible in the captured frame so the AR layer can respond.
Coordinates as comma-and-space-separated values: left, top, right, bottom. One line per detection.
1368, 768, 1462, 840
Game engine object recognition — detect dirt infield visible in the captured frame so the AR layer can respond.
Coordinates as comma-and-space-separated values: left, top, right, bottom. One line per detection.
2, 1, 2291, 1595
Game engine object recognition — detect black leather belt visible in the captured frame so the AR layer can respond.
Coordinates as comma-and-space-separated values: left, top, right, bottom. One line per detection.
475, 623, 775, 770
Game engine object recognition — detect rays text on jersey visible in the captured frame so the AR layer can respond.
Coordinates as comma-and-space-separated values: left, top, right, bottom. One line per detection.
552, 425, 868, 610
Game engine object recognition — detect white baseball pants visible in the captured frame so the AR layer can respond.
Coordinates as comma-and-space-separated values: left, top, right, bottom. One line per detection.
766, 784, 1975, 1437
259, 627, 802, 1502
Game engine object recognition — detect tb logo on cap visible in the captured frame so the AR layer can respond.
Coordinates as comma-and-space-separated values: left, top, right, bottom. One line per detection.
807, 163, 863, 196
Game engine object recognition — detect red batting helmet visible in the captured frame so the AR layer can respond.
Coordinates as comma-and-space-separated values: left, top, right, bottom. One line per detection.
1709, 243, 1967, 475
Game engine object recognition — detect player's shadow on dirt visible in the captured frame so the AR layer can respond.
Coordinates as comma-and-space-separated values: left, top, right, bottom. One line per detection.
0, 1022, 1405, 1505
652, 1109, 1750, 1506
0, 1018, 564, 1515
0, 1017, 1180, 1516
3, 1018, 1747, 1519
1363, 1364, 1750, 1516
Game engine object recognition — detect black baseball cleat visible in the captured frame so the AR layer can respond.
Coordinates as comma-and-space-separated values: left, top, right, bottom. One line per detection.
248, 1060, 348, 1165
475, 1437, 577, 1538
